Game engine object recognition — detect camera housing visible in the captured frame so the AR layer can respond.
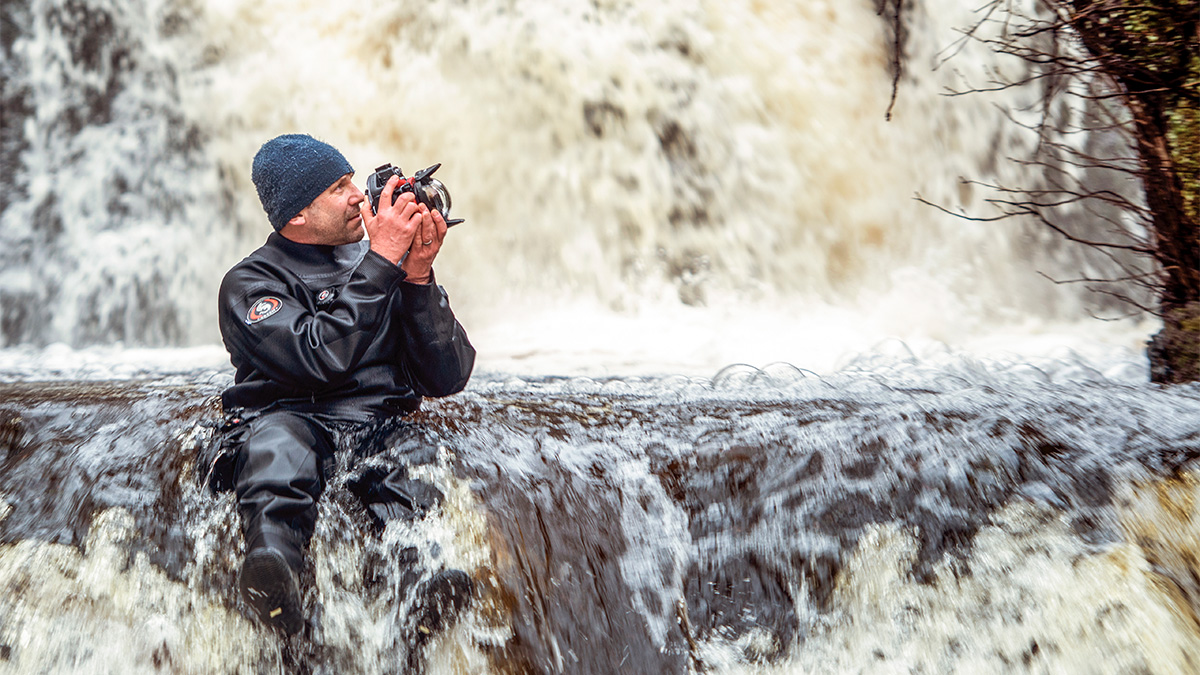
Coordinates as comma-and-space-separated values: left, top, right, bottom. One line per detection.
365, 163, 463, 227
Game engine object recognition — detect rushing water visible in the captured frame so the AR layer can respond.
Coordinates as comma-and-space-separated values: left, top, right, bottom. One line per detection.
2, 357, 1200, 674
1, 0, 1191, 673
1, 0, 1149, 367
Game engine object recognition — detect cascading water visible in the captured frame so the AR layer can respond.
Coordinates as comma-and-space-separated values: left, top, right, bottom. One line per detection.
4, 364, 1200, 673
1, 0, 1148, 365
1, 0, 1189, 673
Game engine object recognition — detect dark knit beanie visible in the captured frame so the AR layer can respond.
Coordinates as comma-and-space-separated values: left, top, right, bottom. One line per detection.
251, 134, 354, 231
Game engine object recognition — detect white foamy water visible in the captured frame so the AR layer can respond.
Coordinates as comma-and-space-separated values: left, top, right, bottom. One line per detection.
709, 501, 1200, 675
0, 0, 1152, 377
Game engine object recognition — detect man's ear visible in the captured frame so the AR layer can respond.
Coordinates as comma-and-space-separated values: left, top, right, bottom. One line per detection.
286, 212, 307, 228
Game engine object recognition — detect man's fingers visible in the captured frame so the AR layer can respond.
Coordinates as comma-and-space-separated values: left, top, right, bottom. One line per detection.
395, 192, 419, 223
431, 209, 448, 243
409, 209, 428, 249
421, 207, 436, 244
360, 200, 376, 236
379, 175, 401, 211
401, 198, 424, 239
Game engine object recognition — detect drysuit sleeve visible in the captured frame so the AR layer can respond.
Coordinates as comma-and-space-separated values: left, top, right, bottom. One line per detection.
219, 250, 406, 392
392, 278, 476, 397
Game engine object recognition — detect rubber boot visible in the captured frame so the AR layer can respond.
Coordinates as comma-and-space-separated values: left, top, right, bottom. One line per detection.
239, 527, 305, 635
410, 569, 473, 643
347, 464, 444, 532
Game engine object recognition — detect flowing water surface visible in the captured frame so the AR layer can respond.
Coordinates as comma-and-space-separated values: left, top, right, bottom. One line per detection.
2, 354, 1199, 673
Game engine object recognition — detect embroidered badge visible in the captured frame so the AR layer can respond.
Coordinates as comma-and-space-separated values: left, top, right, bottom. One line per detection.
315, 287, 338, 306
245, 296, 283, 324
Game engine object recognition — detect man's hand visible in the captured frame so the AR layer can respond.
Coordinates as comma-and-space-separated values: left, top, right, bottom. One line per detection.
361, 175, 447, 283
400, 205, 447, 285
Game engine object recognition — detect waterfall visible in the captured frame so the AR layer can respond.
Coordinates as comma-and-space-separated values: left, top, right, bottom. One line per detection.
0, 0, 1150, 374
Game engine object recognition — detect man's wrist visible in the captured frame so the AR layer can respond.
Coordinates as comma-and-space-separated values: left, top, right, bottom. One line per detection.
404, 268, 434, 285
368, 242, 405, 266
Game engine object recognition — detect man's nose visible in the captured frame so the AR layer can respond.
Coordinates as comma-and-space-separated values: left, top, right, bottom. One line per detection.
349, 184, 365, 205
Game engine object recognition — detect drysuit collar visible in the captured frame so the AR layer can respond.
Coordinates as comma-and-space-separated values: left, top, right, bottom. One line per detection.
266, 232, 368, 271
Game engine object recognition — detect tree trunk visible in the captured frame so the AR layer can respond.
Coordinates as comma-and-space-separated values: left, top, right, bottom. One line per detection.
1125, 97, 1200, 383
1066, 1, 1200, 382
1149, 302, 1200, 383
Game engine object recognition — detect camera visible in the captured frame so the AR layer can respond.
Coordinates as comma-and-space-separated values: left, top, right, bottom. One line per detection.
365, 163, 463, 226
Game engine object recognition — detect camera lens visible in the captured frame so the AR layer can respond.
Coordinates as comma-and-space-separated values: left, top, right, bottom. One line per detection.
421, 179, 452, 218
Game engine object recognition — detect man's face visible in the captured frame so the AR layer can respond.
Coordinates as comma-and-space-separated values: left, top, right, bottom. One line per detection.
289, 173, 366, 246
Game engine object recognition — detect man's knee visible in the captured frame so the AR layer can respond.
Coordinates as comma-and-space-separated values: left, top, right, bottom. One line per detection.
230, 411, 335, 538
233, 411, 332, 483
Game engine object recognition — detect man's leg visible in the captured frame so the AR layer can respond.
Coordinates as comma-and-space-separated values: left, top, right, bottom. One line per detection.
231, 410, 334, 634
347, 419, 473, 642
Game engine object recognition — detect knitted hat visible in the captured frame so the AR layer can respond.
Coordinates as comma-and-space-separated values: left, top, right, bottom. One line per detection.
251, 134, 354, 231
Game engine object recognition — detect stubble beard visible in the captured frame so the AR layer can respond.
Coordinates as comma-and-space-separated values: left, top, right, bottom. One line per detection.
345, 211, 365, 242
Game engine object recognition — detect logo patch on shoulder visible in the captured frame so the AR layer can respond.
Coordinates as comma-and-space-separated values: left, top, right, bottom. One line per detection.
245, 297, 283, 324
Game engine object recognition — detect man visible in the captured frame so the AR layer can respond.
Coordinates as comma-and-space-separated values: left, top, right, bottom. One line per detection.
214, 133, 475, 635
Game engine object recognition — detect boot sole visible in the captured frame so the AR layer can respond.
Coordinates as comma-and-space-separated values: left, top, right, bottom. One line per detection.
240, 548, 304, 635
412, 569, 473, 641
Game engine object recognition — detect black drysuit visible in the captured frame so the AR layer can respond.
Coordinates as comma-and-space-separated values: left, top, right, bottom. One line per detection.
215, 232, 474, 561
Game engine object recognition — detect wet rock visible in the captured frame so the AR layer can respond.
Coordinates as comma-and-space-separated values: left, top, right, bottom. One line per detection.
682, 553, 797, 662
0, 411, 22, 459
